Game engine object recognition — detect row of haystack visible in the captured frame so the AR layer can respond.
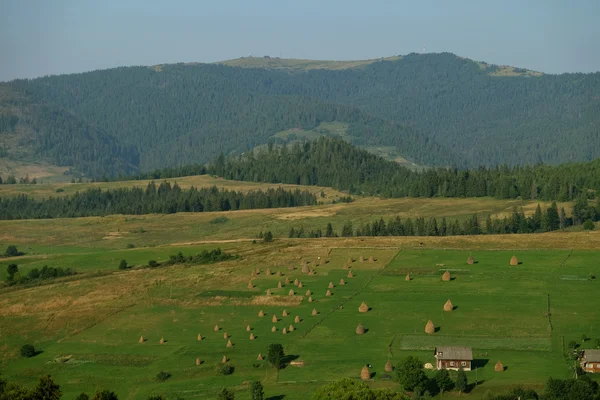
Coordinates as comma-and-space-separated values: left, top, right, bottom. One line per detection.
360, 361, 393, 380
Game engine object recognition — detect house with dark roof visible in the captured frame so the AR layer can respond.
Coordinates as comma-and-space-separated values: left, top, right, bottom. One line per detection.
434, 346, 473, 371
581, 350, 600, 373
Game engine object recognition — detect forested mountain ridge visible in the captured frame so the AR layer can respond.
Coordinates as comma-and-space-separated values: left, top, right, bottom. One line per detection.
0, 52, 598, 177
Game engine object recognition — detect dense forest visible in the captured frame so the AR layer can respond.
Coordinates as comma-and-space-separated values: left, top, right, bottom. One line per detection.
206, 138, 600, 201
0, 182, 316, 219
1, 53, 599, 177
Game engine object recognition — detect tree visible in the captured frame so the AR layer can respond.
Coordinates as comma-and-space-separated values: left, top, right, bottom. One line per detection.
396, 356, 429, 391
434, 369, 453, 394
6, 264, 18, 281
250, 381, 264, 400
583, 219, 595, 231
217, 388, 235, 400
341, 221, 353, 237
4, 245, 23, 257
455, 368, 467, 394
91, 390, 119, 400
263, 231, 273, 243
118, 259, 128, 270
75, 394, 90, 400
20, 344, 36, 358
573, 195, 589, 225
267, 343, 285, 370
312, 378, 402, 400
30, 375, 61, 400
325, 223, 334, 237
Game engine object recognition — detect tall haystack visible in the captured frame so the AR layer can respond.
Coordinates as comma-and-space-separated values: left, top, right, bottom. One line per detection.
443, 299, 454, 312
308, 270, 315, 276
348, 257, 353, 264
223, 332, 228, 339
467, 255, 474, 265
356, 323, 365, 335
308, 296, 313, 302
266, 289, 271, 296
312, 308, 318, 316
360, 365, 370, 380
288, 264, 294, 271
343, 264, 350, 270
302, 264, 310, 274
495, 361, 504, 372
405, 273, 411, 281
251, 270, 256, 277
222, 356, 227, 363
278, 281, 283, 288
139, 336, 145, 343
288, 289, 295, 296
246, 325, 251, 332
255, 268, 261, 275
385, 360, 393, 372
442, 271, 451, 281
249, 333, 255, 340
326, 290, 332, 297
358, 302, 369, 313
425, 320, 435, 334
306, 290, 312, 296
258, 310, 265, 317
271, 326, 277, 332
288, 324, 294, 332
277, 271, 282, 277
510, 255, 519, 266
214, 325, 220, 332
298, 282, 304, 288
359, 256, 365, 262
226, 339, 232, 348
197, 334, 203, 341
266, 268, 272, 276
368, 256, 374, 262
159, 337, 165, 344
285, 277, 290, 284
282, 309, 288, 317
272, 315, 278, 323
339, 278, 345, 285
294, 316, 301, 323
282, 328, 287, 335
294, 278, 299, 286
196, 357, 201, 366
248, 281, 254, 289
257, 353, 263, 361
328, 282, 334, 289
347, 271, 354, 278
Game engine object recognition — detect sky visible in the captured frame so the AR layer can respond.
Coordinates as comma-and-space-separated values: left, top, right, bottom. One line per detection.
1, 0, 599, 81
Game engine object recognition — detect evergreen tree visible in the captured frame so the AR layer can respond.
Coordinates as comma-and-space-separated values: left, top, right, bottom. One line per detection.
250, 381, 264, 400
455, 368, 467, 394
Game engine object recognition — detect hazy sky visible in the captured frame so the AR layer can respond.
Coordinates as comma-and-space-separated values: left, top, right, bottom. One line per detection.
1, 0, 599, 81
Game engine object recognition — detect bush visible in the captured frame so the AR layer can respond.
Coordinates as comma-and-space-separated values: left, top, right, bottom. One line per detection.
217, 388, 235, 400
5, 245, 23, 257
126, 243, 135, 249
263, 231, 273, 243
216, 363, 235, 375
156, 371, 171, 381
148, 260, 159, 268
210, 216, 229, 224
92, 390, 119, 400
55, 188, 65, 193
583, 219, 595, 230
20, 344, 36, 358
118, 259, 129, 270
75, 394, 90, 400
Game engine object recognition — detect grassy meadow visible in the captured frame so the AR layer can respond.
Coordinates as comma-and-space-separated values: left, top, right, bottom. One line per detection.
0, 179, 599, 399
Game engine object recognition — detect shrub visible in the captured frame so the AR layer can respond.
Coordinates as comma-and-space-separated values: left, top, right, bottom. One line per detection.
263, 231, 273, 243
126, 243, 135, 249
91, 390, 119, 400
250, 381, 264, 400
210, 216, 229, 224
148, 260, 159, 268
583, 219, 595, 230
5, 245, 23, 257
55, 188, 65, 193
20, 344, 36, 358
75, 394, 90, 400
217, 388, 235, 400
216, 363, 234, 375
156, 371, 171, 381
118, 260, 129, 270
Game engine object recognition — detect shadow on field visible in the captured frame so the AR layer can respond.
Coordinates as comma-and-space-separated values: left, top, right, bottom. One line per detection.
473, 359, 489, 369
266, 396, 285, 400
467, 379, 486, 393
434, 327, 441, 333
363, 328, 370, 334
282, 354, 300, 367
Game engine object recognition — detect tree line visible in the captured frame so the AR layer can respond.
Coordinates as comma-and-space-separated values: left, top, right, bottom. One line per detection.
0, 182, 317, 220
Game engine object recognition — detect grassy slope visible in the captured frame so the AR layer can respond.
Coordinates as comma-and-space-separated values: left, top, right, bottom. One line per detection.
216, 56, 403, 70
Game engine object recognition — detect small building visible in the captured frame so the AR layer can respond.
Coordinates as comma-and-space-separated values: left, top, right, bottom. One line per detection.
581, 350, 600, 373
434, 346, 473, 371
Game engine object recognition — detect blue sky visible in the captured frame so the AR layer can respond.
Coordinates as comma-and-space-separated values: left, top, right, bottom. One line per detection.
1, 0, 599, 81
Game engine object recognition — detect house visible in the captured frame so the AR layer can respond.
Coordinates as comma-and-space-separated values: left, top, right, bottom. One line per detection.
434, 346, 473, 371
581, 350, 600, 373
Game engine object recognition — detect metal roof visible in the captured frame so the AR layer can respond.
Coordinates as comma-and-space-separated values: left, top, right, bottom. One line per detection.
434, 346, 473, 360
584, 349, 600, 362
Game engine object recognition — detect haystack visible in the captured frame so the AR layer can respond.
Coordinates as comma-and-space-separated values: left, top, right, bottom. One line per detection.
248, 281, 254, 289
272, 315, 278, 323
306, 290, 312, 296
360, 365, 370, 380
271, 326, 277, 332
223, 332, 228, 339
510, 255, 519, 266
298, 282, 303, 288
258, 310, 265, 317
288, 324, 294, 332
282, 328, 287, 335
222, 356, 227, 363
443, 299, 453, 312
368, 256, 374, 262
359, 256, 365, 262
343, 264, 350, 270
347, 271, 354, 278
495, 361, 504, 372
288, 264, 294, 271
326, 290, 332, 297
266, 268, 272, 276
467, 255, 474, 265
214, 324, 220, 332
266, 289, 271, 296
405, 273, 411, 281
385, 360, 393, 372
312, 308, 318, 316
425, 320, 435, 334
302, 264, 310, 274
255, 268, 260, 274
284, 277, 290, 284
251, 270, 256, 277
442, 271, 451, 281
278, 281, 283, 288
308, 296, 313, 302
328, 282, 334, 289
348, 257, 353, 264
308, 270, 315, 276
249, 333, 255, 340
196, 357, 201, 366
288, 289, 294, 296
226, 339, 232, 348
257, 353, 263, 361
339, 278, 345, 285
356, 323, 365, 335
282, 309, 288, 317
246, 325, 251, 332
358, 302, 369, 313
294, 278, 299, 286
139, 336, 145, 343
159, 337, 165, 344
277, 271, 282, 277
294, 316, 301, 323
197, 334, 203, 341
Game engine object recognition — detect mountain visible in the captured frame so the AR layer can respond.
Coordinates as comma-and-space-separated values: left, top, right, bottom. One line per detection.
0, 52, 598, 177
